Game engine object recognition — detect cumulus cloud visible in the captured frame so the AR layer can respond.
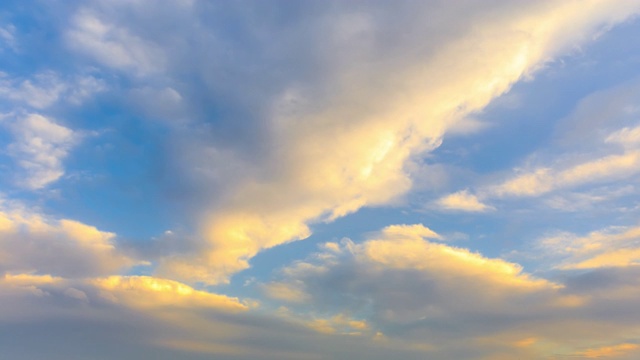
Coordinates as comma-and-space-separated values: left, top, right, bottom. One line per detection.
266, 224, 557, 318
0, 270, 435, 360
435, 189, 493, 212
0, 205, 135, 277
261, 223, 640, 359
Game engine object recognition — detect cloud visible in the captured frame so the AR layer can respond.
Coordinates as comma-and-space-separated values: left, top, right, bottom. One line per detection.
262, 223, 566, 353
1, 2, 640, 359
0, 71, 105, 109
260, 223, 640, 359
606, 125, 640, 147
0, 270, 435, 360
4, 114, 79, 189
492, 151, 640, 198
66, 8, 166, 75
542, 185, 637, 212
0, 204, 135, 277
435, 189, 493, 212
538, 225, 640, 269
93, 275, 250, 311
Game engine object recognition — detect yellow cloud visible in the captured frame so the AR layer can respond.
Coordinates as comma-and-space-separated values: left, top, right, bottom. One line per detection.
157, 1, 640, 284
2, 273, 63, 286
59, 219, 116, 248
361, 231, 553, 290
0, 211, 14, 232
571, 248, 640, 269
381, 224, 441, 240
540, 225, 640, 270
92, 276, 249, 312
0, 206, 134, 277
579, 343, 639, 358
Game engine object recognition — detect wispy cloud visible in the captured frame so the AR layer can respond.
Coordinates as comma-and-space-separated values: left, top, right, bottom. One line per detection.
5, 114, 79, 189
538, 225, 640, 269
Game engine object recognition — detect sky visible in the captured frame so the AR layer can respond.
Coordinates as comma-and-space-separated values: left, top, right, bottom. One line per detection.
2, 1, 640, 359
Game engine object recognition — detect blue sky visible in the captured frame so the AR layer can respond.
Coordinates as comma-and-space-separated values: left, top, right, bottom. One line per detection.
2, 1, 640, 359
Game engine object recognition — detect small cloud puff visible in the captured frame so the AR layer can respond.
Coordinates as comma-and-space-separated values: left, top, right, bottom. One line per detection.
435, 190, 493, 212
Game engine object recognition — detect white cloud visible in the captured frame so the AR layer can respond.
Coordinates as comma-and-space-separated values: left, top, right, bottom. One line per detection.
5, 114, 79, 189
0, 72, 66, 109
66, 9, 165, 75
0, 71, 105, 109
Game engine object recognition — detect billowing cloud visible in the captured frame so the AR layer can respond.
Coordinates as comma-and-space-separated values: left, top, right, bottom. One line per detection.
262, 223, 640, 359
266, 224, 558, 314
0, 205, 135, 277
